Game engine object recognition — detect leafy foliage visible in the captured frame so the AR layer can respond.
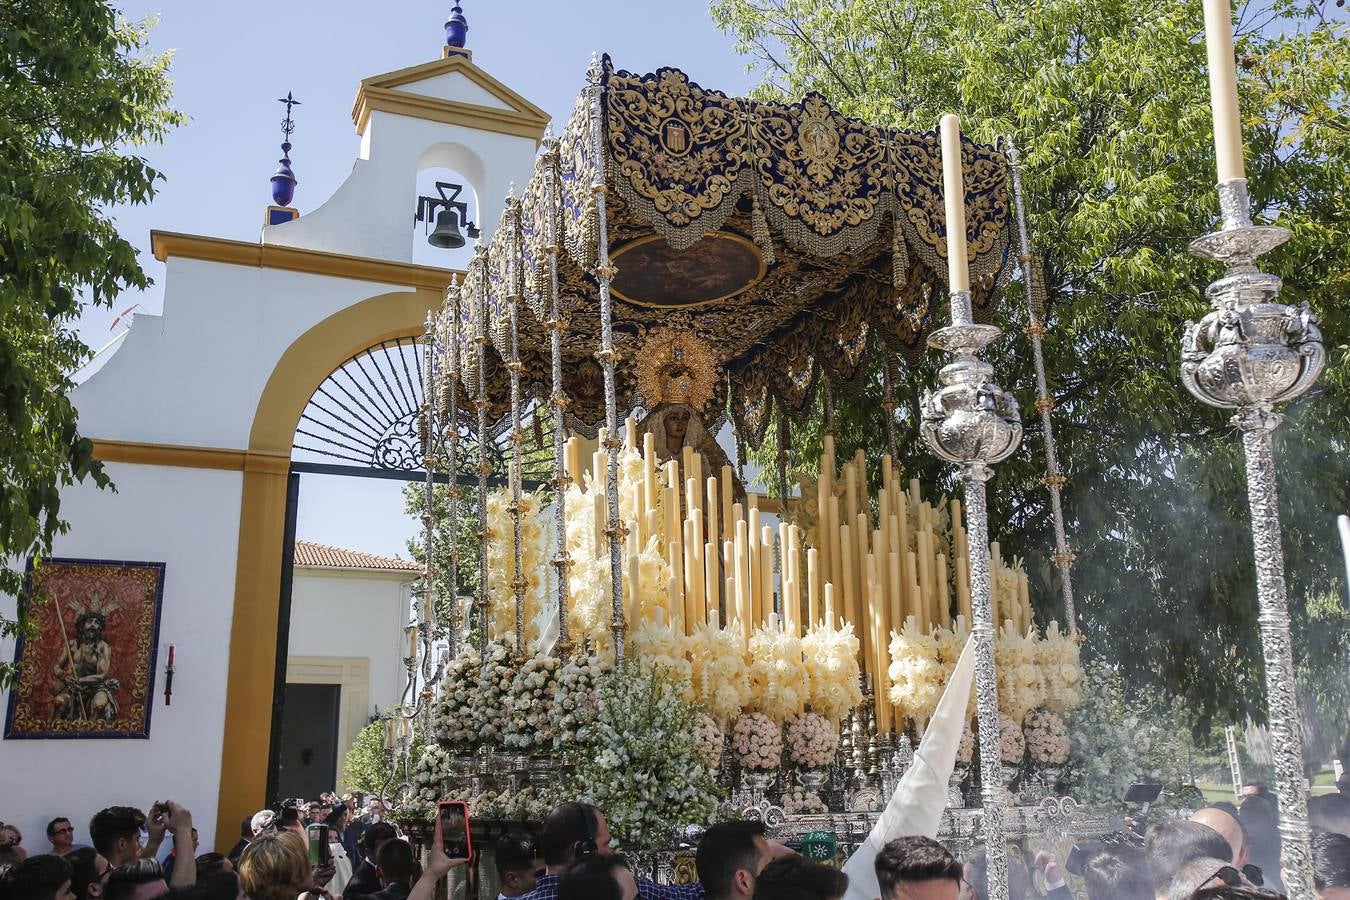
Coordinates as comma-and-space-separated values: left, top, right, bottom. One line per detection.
0, 2, 181, 684
341, 719, 424, 796
714, 0, 1349, 747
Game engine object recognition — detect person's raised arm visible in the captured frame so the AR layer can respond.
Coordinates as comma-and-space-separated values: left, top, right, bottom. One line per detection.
410, 816, 469, 900
166, 803, 196, 888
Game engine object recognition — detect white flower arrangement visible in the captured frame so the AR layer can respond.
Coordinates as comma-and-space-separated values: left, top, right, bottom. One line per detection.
783, 711, 838, 768
630, 617, 695, 702
995, 621, 1046, 723
471, 639, 517, 745
693, 713, 724, 769
503, 654, 562, 751
748, 623, 809, 722
484, 487, 550, 648
687, 618, 752, 727
573, 665, 722, 850
888, 617, 944, 731
1038, 621, 1083, 712
783, 786, 828, 817
1024, 707, 1070, 765
731, 712, 782, 770
801, 619, 862, 724
549, 653, 610, 750
998, 712, 1026, 764
434, 648, 487, 753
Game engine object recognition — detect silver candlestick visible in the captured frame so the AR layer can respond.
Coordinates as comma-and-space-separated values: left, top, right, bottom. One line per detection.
1181, 177, 1323, 900
920, 283, 1022, 900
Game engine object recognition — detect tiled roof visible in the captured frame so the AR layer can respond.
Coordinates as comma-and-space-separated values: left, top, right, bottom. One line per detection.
294, 540, 419, 572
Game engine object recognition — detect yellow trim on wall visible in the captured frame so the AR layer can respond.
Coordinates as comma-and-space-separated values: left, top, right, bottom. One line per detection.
150, 231, 464, 292
352, 85, 548, 141
91, 439, 290, 474
355, 54, 549, 124
215, 289, 439, 851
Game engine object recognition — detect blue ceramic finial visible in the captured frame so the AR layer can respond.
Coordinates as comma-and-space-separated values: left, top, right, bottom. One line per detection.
270, 92, 301, 206
445, 3, 468, 49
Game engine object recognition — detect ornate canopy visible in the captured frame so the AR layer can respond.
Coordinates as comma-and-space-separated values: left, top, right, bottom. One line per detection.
441, 55, 1013, 445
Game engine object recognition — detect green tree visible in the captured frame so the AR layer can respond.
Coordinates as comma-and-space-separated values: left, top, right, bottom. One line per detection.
713, 0, 1349, 743
0, 1, 182, 684
403, 481, 482, 636
341, 719, 425, 796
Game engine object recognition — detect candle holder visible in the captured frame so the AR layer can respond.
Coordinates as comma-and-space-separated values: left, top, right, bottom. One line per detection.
920, 265, 1022, 900
1181, 176, 1322, 899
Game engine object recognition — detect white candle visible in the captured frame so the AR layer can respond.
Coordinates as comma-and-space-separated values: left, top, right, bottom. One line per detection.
939, 114, 970, 292
1202, 0, 1245, 183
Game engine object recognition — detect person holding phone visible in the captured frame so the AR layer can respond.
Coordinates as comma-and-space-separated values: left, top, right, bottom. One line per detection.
407, 817, 471, 900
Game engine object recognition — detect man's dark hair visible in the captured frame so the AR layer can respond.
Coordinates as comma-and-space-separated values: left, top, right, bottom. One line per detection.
1313, 831, 1350, 891
277, 807, 302, 829
194, 852, 229, 879
0, 854, 75, 900
65, 848, 106, 900
875, 836, 962, 897
1190, 887, 1283, 900
103, 858, 166, 900
1145, 820, 1234, 895
239, 818, 252, 840
47, 818, 72, 838
752, 856, 849, 900
964, 848, 1030, 900
360, 822, 398, 855
696, 820, 766, 900
376, 839, 416, 886
1080, 845, 1152, 900
540, 803, 601, 867
494, 830, 540, 880
89, 807, 146, 856
324, 806, 349, 831
558, 854, 629, 900
193, 871, 241, 900
1310, 793, 1350, 837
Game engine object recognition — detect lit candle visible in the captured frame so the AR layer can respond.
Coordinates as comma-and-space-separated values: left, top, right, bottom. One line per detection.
1202, 0, 1245, 183
939, 114, 970, 292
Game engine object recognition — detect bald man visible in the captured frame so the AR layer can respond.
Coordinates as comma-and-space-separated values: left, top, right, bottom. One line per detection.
1191, 807, 1248, 868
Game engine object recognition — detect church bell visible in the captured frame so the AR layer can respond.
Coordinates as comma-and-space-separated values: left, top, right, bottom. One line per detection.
428, 207, 466, 249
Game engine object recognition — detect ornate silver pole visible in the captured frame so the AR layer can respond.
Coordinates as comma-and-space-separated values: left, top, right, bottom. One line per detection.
505, 193, 528, 656
880, 351, 899, 463
473, 245, 492, 664
418, 311, 440, 703
543, 132, 573, 659
1181, 177, 1322, 899
443, 285, 463, 657
1004, 139, 1076, 634
585, 53, 627, 659
920, 116, 1022, 900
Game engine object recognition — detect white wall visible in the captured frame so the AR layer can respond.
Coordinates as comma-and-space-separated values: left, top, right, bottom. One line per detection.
287, 567, 412, 718
0, 462, 243, 852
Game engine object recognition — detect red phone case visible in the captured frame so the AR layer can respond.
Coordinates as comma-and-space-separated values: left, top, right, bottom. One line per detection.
438, 801, 472, 860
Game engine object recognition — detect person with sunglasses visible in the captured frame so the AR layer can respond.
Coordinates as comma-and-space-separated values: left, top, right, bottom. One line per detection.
1166, 856, 1277, 900
494, 830, 545, 900
47, 819, 81, 856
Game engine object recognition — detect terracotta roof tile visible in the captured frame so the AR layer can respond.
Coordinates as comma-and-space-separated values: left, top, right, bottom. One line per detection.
294, 540, 419, 572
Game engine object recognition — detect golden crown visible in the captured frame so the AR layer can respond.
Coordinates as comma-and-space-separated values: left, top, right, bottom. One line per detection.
634, 328, 719, 412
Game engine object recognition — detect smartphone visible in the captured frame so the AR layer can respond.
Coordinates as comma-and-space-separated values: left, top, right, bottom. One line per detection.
437, 801, 472, 860
1124, 782, 1163, 804
307, 823, 331, 866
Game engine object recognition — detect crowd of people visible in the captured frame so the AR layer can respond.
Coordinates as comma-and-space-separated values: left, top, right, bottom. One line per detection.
1, 783, 1347, 900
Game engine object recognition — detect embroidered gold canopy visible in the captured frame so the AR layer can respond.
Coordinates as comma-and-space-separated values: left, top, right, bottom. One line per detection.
441, 55, 1013, 445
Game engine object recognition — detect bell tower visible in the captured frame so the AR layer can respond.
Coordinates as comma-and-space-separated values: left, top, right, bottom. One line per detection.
261, 4, 548, 264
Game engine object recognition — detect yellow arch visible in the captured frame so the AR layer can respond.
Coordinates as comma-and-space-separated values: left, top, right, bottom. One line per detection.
215, 287, 442, 848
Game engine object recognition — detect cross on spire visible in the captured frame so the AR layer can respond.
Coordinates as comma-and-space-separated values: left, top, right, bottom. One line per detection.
277, 92, 301, 140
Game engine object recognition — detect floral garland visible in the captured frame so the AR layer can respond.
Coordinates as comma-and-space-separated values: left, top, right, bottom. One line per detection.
748, 624, 809, 722
473, 640, 518, 746
800, 620, 862, 724
783, 711, 838, 768
503, 654, 561, 751
1024, 707, 1070, 765
731, 712, 782, 770
998, 712, 1026, 764
485, 487, 549, 648
688, 618, 752, 727
574, 665, 722, 850
550, 654, 610, 750
434, 648, 487, 753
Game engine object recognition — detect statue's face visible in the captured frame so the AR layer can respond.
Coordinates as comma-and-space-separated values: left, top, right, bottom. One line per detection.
664, 407, 691, 441
79, 618, 103, 643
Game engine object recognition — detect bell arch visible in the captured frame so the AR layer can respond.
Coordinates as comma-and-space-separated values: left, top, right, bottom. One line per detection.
215, 287, 442, 847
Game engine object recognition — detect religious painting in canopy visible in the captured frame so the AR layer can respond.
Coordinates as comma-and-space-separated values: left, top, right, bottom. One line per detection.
5, 559, 166, 739
436, 54, 1013, 454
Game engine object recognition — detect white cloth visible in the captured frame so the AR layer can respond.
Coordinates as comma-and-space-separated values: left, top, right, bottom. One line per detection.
842, 634, 977, 900
328, 841, 353, 895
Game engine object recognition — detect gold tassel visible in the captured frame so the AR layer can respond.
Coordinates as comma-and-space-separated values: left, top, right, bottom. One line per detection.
751, 191, 776, 266
892, 220, 909, 288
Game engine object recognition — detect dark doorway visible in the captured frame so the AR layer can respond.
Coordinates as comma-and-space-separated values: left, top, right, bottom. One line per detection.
275, 682, 341, 802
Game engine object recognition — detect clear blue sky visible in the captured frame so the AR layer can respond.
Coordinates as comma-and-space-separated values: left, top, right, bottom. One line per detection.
83, 1, 760, 559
